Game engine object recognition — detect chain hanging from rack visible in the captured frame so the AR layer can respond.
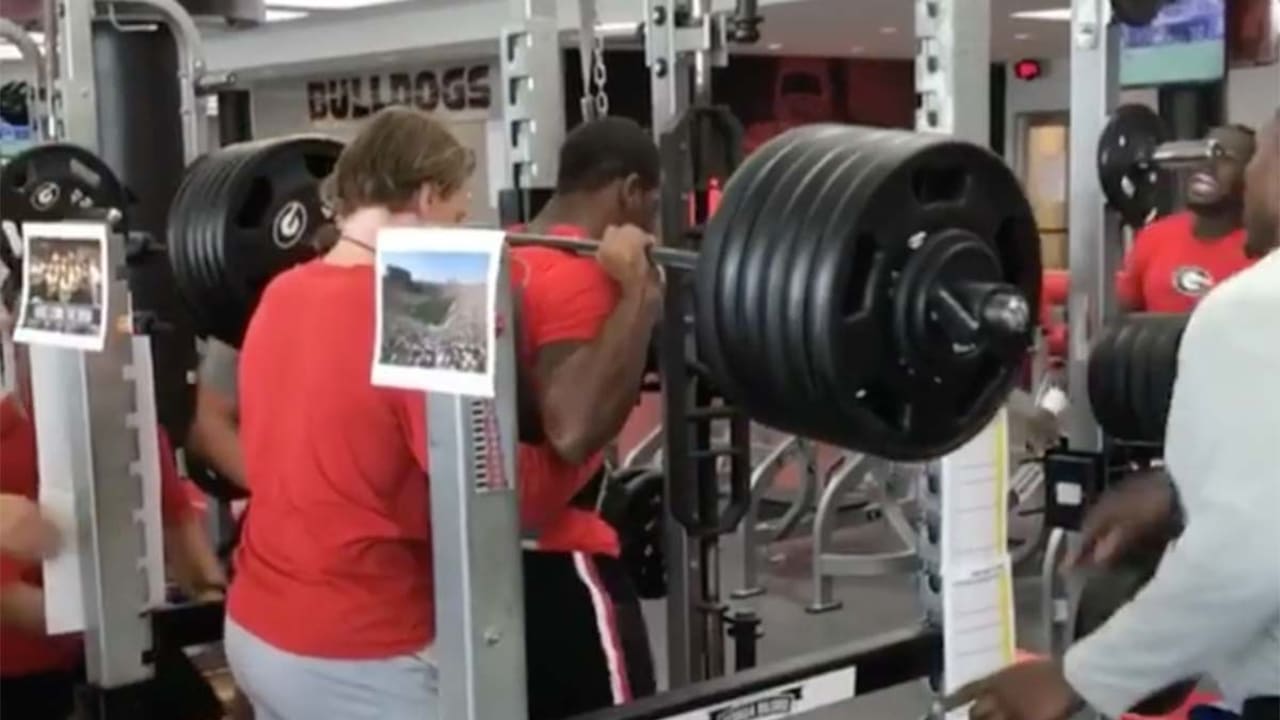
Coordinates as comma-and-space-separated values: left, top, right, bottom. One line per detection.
577, 0, 609, 120
591, 30, 609, 118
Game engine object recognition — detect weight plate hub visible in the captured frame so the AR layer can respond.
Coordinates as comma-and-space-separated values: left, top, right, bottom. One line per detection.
1098, 104, 1168, 228
168, 135, 341, 347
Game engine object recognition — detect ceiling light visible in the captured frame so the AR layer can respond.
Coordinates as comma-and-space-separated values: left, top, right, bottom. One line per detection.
265, 0, 403, 9
879, 26, 898, 34
595, 21, 640, 37
265, 8, 308, 21
1014, 32, 1032, 40
1011, 8, 1071, 22
850, 45, 865, 54
767, 42, 783, 50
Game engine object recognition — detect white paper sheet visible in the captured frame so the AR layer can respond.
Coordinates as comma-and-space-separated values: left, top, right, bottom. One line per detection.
938, 409, 1009, 573
942, 557, 1017, 719
37, 476, 86, 634
371, 228, 503, 398
14, 221, 109, 352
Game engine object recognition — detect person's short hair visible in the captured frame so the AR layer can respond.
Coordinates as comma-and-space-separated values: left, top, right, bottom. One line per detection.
555, 117, 660, 194
321, 107, 474, 218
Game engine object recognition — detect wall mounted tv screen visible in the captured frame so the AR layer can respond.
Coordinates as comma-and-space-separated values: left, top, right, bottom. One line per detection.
1121, 0, 1227, 87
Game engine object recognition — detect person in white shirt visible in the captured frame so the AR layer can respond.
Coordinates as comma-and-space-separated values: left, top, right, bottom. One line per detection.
948, 109, 1280, 720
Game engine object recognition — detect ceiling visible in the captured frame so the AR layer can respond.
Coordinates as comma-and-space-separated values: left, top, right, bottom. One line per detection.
251, 0, 1073, 61
0, 0, 1075, 63
750, 0, 1072, 60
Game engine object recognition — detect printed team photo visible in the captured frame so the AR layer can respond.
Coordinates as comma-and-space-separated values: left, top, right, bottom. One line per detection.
13, 221, 110, 351
371, 228, 503, 397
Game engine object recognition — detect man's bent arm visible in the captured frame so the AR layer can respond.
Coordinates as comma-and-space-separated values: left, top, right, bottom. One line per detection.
536, 283, 660, 464
187, 384, 246, 488
0, 582, 46, 633
1064, 503, 1279, 717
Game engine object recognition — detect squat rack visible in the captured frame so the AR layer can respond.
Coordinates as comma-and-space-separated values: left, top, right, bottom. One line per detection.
1041, 0, 1125, 657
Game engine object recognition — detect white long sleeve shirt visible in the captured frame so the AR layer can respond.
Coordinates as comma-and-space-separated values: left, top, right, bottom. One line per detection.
1064, 251, 1280, 718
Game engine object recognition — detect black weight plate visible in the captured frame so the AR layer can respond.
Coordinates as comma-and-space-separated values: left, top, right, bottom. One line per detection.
782, 138, 887, 434
735, 127, 846, 422
170, 145, 255, 341
1142, 314, 1186, 444
719, 129, 815, 421
1098, 104, 1167, 228
1086, 326, 1122, 435
0, 144, 128, 317
808, 129, 1040, 459
175, 147, 255, 337
200, 145, 269, 345
703, 128, 819, 419
0, 143, 128, 226
169, 136, 341, 348
1126, 316, 1159, 443
799, 130, 915, 446
221, 137, 340, 311
768, 139, 875, 418
622, 470, 666, 600
1108, 319, 1143, 440
697, 134, 797, 405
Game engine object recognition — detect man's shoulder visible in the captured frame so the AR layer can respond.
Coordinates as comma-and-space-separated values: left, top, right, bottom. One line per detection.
510, 245, 608, 287
1184, 252, 1280, 349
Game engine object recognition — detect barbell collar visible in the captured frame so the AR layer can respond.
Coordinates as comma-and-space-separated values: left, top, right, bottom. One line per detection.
928, 283, 1028, 347
980, 290, 1031, 336
504, 231, 700, 272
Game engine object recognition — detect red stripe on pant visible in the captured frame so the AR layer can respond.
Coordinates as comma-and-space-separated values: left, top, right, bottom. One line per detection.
572, 552, 633, 703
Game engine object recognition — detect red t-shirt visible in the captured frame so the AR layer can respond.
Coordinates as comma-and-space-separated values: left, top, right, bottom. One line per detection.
0, 396, 194, 677
229, 230, 622, 660
509, 224, 620, 557
1116, 212, 1254, 313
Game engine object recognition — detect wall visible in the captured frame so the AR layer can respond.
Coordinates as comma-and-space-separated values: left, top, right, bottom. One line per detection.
1227, 63, 1280, 127
1004, 57, 1277, 146
247, 59, 501, 223
1002, 57, 1163, 163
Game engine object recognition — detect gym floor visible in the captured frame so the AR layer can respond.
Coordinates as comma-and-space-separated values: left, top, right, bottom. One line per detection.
639, 513, 1048, 719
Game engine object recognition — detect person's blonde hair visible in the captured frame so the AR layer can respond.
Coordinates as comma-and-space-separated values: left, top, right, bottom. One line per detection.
321, 106, 474, 218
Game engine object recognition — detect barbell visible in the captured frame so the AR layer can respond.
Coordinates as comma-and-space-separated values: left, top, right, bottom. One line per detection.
167, 122, 1039, 458
166, 124, 1042, 462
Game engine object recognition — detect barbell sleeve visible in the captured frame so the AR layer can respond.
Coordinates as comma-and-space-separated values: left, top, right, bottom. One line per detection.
1149, 138, 1225, 169
504, 231, 701, 272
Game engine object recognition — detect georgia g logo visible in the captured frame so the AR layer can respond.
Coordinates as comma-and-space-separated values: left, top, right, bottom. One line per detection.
272, 200, 308, 250
1172, 266, 1213, 297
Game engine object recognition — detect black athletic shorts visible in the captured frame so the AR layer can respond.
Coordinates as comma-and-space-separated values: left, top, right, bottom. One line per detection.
523, 550, 656, 720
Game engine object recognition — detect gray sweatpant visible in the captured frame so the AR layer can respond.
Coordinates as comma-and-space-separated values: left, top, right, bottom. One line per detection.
225, 618, 439, 720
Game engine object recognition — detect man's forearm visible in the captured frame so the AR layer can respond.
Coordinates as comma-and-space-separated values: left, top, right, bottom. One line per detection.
165, 519, 226, 599
542, 286, 660, 463
0, 582, 47, 633
189, 412, 246, 488
1064, 519, 1277, 716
